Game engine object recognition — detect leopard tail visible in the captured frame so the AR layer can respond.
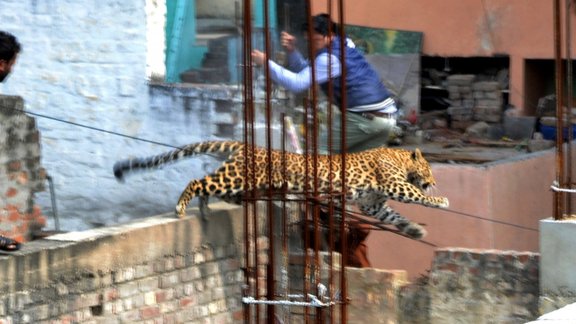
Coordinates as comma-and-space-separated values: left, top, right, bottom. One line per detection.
113, 141, 244, 181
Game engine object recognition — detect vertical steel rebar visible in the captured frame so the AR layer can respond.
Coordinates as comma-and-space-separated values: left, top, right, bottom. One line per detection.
554, 0, 565, 220
565, 0, 574, 215
336, 0, 348, 320
261, 0, 277, 322
303, 5, 315, 321
242, 1, 262, 322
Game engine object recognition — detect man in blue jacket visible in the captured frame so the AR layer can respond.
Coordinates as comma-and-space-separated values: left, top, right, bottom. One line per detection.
252, 13, 399, 154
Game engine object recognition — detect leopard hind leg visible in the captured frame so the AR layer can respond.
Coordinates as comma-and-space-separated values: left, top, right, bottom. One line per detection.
176, 176, 241, 220
360, 201, 426, 239
176, 178, 210, 219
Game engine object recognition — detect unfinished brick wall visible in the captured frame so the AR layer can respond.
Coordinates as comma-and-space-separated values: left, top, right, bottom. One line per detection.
398, 248, 540, 323
427, 248, 540, 323
0, 95, 46, 242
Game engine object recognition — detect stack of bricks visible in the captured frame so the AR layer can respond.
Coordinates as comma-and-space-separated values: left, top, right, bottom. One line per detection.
447, 75, 504, 129
0, 95, 46, 242
472, 81, 504, 122
446, 74, 476, 129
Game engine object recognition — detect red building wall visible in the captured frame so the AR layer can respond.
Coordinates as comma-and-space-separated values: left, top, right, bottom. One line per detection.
312, 0, 576, 113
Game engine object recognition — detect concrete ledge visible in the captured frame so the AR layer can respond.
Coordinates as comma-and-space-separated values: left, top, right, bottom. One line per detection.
0, 202, 244, 293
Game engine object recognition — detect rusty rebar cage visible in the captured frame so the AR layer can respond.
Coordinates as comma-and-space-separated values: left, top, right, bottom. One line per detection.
552, 0, 576, 220
239, 0, 350, 323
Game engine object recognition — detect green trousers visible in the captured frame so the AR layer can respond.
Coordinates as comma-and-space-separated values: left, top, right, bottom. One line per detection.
318, 105, 397, 154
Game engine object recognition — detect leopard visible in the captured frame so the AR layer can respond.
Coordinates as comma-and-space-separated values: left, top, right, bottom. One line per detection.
113, 140, 449, 239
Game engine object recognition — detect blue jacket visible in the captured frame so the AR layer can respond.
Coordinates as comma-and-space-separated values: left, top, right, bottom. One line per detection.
317, 36, 391, 109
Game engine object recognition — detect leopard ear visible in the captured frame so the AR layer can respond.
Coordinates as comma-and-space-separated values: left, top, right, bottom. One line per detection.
411, 148, 423, 160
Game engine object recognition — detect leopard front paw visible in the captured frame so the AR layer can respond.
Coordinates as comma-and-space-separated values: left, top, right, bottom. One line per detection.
438, 197, 449, 208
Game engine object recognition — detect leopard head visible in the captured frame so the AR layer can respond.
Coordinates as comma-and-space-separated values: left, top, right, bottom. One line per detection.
406, 148, 436, 192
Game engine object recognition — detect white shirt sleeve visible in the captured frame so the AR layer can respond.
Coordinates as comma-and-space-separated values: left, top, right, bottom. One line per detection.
267, 53, 341, 93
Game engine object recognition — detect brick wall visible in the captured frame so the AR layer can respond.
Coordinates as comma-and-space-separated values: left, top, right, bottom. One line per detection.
0, 203, 245, 323
0, 95, 46, 242
425, 247, 539, 323
0, 203, 543, 323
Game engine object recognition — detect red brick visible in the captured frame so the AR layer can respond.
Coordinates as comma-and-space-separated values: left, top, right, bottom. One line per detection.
11, 234, 24, 243
155, 291, 167, 303
105, 288, 119, 301
437, 263, 459, 273
38, 167, 47, 180
26, 130, 40, 143
517, 254, 531, 264
174, 255, 185, 269
233, 310, 244, 321
5, 205, 18, 213
32, 205, 43, 218
468, 266, 481, 276
8, 208, 21, 222
140, 306, 161, 319
434, 249, 450, 260
7, 161, 21, 172
17, 222, 29, 234
179, 296, 196, 308
5, 187, 18, 198
162, 313, 176, 324
58, 315, 77, 324
15, 171, 28, 185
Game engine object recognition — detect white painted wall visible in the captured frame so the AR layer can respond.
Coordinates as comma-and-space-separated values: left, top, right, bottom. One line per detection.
146, 0, 166, 80
0, 0, 216, 231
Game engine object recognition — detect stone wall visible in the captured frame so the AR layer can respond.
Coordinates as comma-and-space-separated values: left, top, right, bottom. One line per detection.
0, 96, 46, 241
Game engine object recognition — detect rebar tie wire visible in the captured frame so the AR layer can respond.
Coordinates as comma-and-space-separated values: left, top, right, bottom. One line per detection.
551, 181, 576, 194
242, 284, 339, 308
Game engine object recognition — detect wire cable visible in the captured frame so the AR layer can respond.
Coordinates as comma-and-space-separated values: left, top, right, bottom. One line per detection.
443, 207, 539, 232
11, 106, 183, 150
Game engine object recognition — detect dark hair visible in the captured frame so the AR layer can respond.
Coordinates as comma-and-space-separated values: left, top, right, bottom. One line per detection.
302, 13, 339, 36
0, 31, 21, 62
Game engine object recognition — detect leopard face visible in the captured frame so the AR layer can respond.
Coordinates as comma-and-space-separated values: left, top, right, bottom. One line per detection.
405, 148, 436, 192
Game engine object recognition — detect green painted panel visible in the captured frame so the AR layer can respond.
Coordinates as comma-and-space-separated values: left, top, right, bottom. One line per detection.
345, 25, 422, 55
165, 0, 207, 83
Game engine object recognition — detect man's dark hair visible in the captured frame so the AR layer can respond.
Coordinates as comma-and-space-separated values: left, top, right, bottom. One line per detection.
0, 31, 21, 62
302, 13, 339, 36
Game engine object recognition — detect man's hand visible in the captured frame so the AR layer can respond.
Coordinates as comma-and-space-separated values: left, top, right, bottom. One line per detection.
281, 31, 296, 52
251, 50, 266, 66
